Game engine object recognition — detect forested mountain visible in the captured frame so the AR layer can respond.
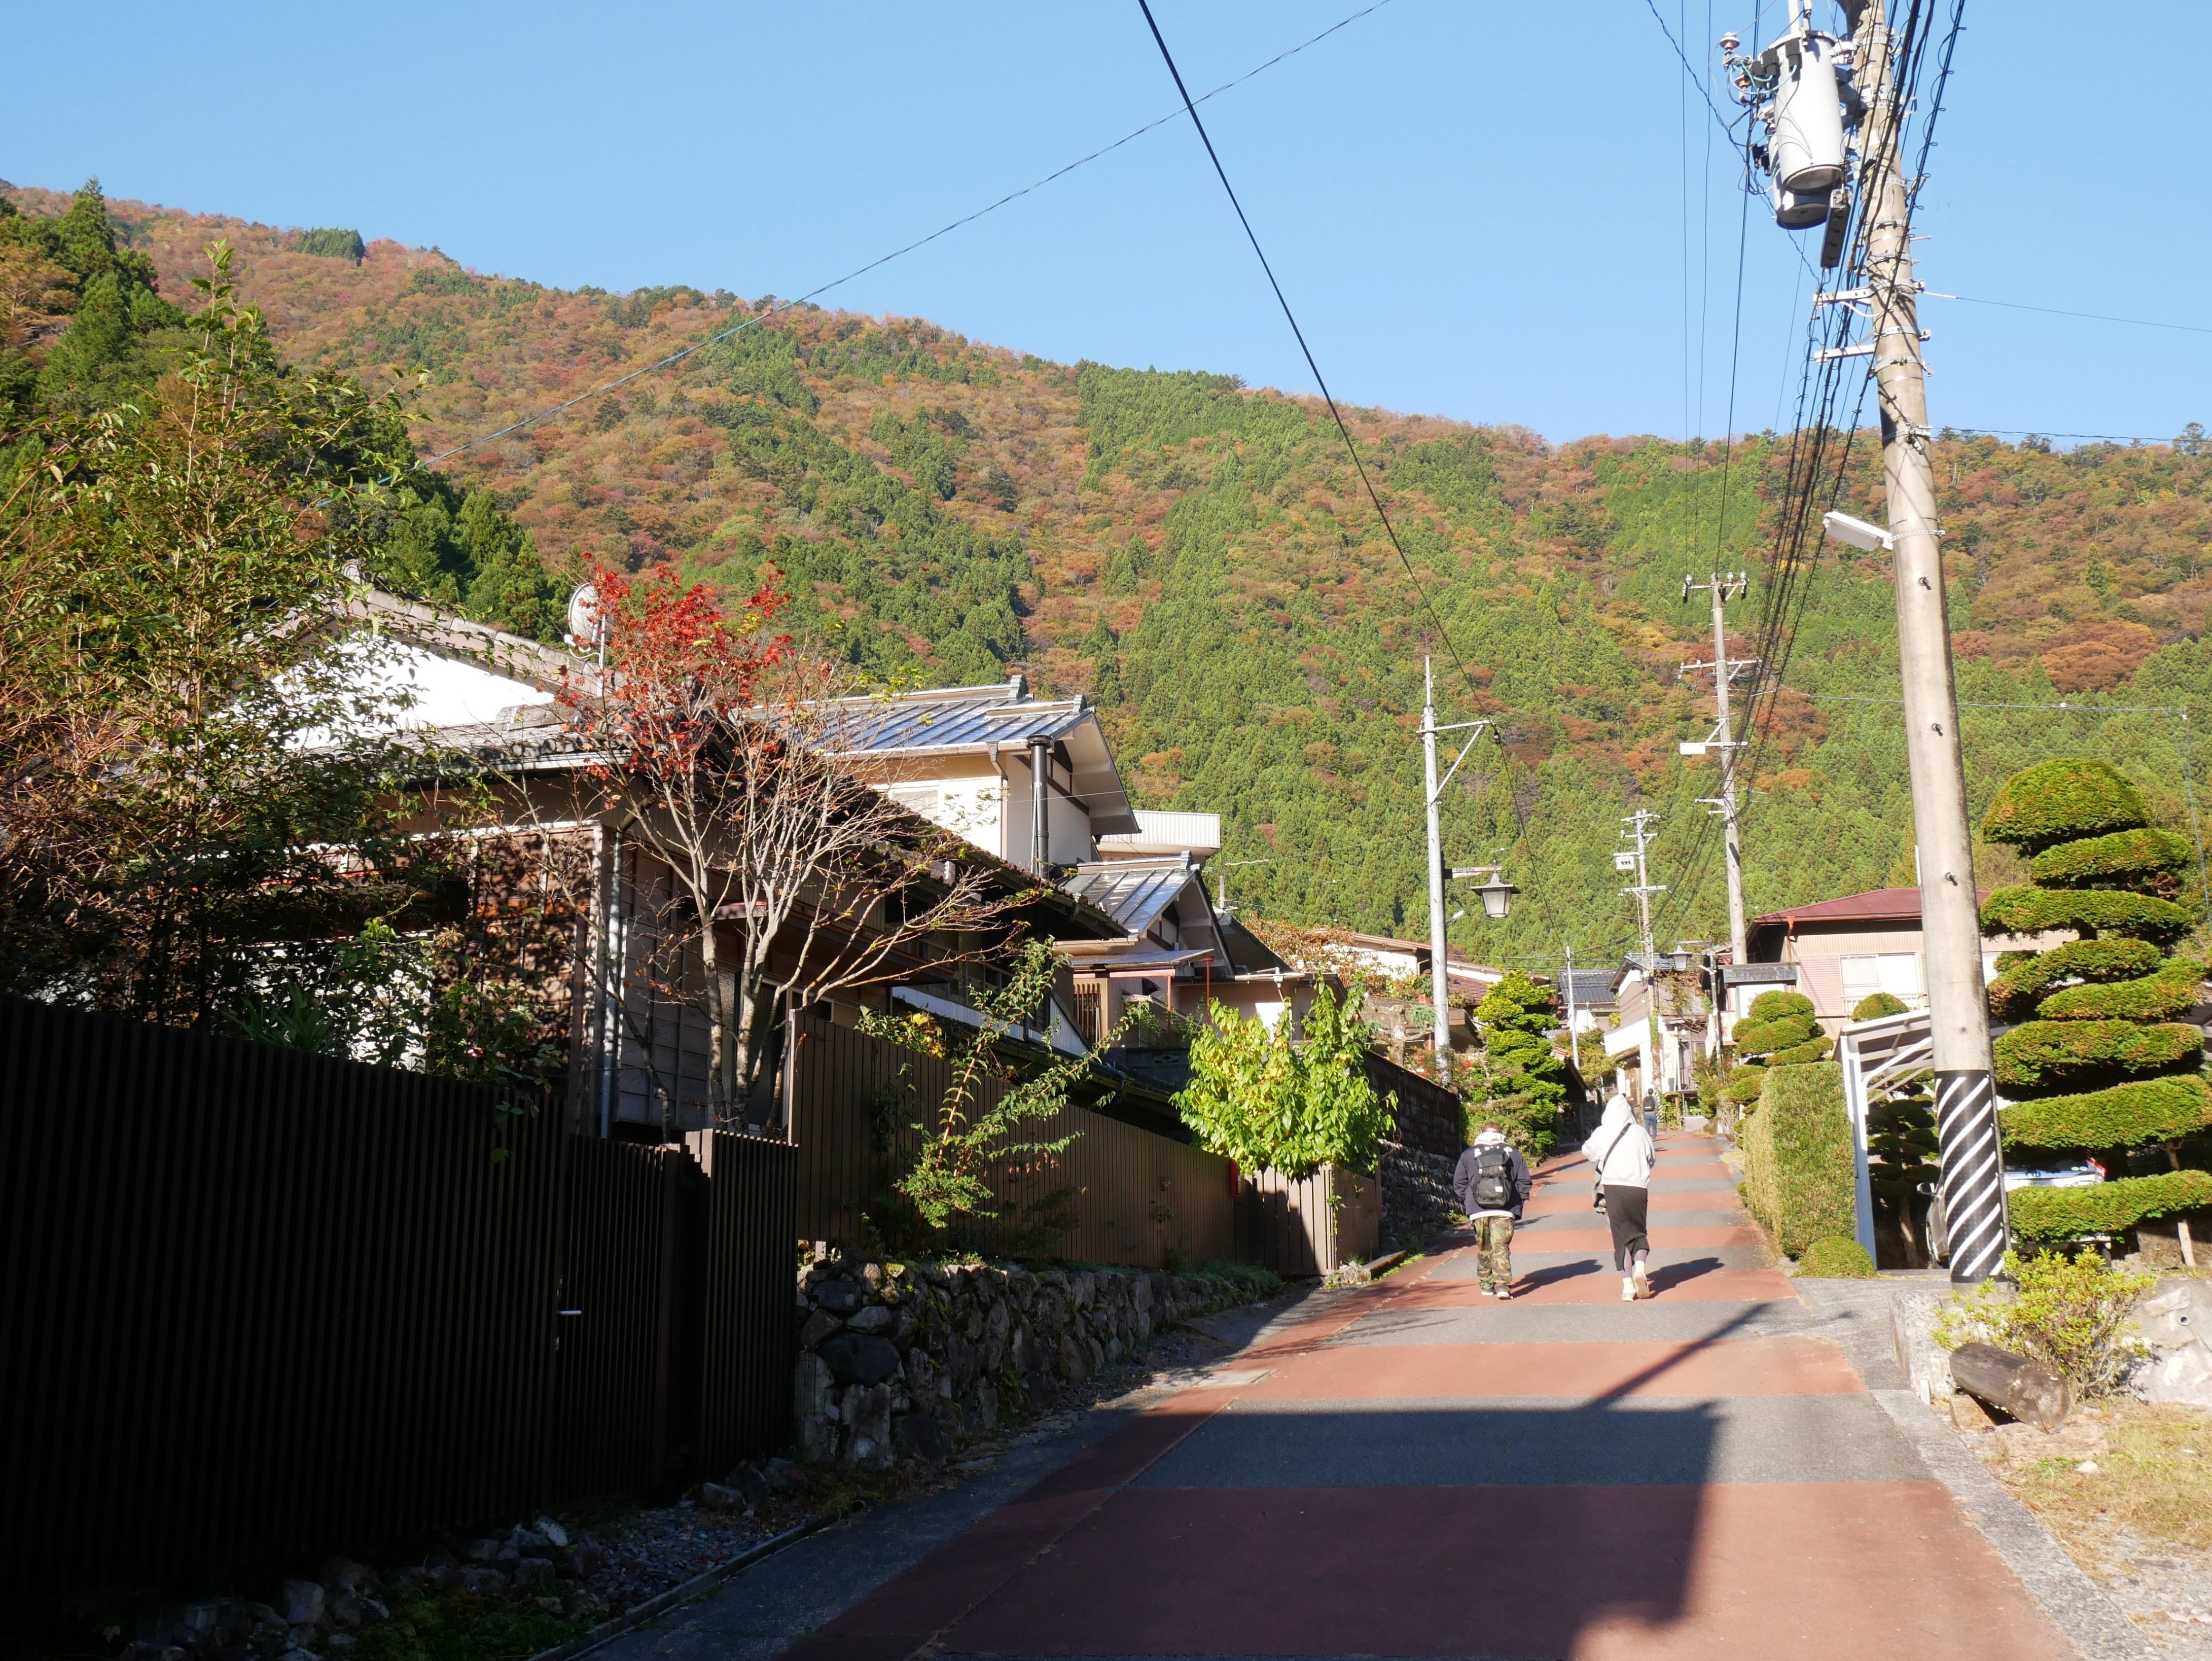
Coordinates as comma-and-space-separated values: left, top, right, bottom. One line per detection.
12, 180, 2209, 967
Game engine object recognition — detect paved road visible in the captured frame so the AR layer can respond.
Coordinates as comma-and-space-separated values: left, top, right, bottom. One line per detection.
781, 1132, 2085, 1659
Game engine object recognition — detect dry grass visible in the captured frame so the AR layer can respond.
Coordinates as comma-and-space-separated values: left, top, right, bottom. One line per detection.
1995, 1402, 2212, 1570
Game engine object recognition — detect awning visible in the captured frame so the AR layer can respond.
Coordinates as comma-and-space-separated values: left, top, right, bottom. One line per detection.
1055, 946, 1214, 973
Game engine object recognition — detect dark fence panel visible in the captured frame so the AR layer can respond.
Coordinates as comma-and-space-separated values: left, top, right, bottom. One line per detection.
697, 1132, 798, 1473
0, 998, 796, 1605
0, 997, 562, 1604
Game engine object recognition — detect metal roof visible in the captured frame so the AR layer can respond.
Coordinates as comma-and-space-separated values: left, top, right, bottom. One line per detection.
1062, 860, 1194, 937
814, 679, 1138, 836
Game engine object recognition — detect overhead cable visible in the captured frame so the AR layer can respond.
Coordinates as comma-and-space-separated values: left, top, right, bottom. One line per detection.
1133, 0, 1484, 699
417, 0, 1396, 469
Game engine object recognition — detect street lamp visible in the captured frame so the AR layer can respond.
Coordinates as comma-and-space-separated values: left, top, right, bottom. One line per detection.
1453, 865, 1518, 921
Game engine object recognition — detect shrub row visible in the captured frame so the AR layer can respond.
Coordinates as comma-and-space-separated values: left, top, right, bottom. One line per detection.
1980, 885, 2195, 945
2000, 1076, 2212, 1150
1992, 1018, 2203, 1092
1981, 758, 2149, 854
2029, 826, 2191, 891
1738, 1062, 1856, 1258
2036, 958, 2205, 1022
2007, 1168, 2212, 1241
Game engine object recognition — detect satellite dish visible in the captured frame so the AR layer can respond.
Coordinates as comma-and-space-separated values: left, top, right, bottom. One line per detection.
566, 583, 604, 652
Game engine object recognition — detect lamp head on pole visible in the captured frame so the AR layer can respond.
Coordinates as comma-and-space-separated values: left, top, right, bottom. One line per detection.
1453, 864, 1518, 921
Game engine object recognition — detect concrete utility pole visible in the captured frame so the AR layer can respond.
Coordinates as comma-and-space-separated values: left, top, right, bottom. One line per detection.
1681, 573, 1755, 968
1620, 810, 1667, 1103
1852, 0, 2007, 1284
1420, 659, 1492, 1082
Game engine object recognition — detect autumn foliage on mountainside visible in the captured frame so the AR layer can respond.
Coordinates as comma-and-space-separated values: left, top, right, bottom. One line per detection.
10, 180, 2210, 960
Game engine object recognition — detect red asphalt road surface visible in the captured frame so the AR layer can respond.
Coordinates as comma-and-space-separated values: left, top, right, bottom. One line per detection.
783, 1133, 2076, 1660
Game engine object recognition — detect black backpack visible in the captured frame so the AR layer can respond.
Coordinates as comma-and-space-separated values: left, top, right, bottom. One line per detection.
1470, 1145, 1514, 1211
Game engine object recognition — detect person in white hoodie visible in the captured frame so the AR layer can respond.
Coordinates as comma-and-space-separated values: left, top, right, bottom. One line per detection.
1584, 1091, 1658, 1300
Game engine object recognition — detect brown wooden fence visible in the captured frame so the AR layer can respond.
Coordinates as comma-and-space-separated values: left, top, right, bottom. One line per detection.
0, 997, 793, 1605
787, 1015, 1236, 1267
1239, 1164, 1381, 1276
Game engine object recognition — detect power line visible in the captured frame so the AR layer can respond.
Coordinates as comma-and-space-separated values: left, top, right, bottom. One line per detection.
416, 0, 1396, 470
1943, 295, 2212, 338
1132, 0, 1484, 701
1640, 0, 1741, 143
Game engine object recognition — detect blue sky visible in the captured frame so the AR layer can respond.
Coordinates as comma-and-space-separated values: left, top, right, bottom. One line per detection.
5, 2, 2202, 446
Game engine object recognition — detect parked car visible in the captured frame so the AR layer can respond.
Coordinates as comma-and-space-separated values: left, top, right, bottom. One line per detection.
1918, 1159, 2106, 1262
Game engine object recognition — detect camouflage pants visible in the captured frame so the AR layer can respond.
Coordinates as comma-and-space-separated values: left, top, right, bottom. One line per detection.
1473, 1214, 1515, 1290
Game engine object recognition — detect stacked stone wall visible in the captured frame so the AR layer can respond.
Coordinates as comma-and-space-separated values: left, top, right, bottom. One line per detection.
1379, 1141, 1457, 1246
792, 1253, 1268, 1468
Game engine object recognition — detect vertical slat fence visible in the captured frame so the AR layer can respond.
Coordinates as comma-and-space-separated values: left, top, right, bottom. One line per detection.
0, 996, 793, 1606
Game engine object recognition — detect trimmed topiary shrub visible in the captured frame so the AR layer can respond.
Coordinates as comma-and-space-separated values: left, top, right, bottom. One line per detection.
1992, 1017, 2203, 1092
1739, 1062, 1856, 1257
1851, 991, 1910, 1021
1981, 758, 2149, 854
2029, 827, 2191, 894
1979, 886, 2195, 944
2002, 1077, 2212, 1151
1981, 757, 2212, 1242
1988, 937, 2165, 1020
2009, 1170, 2212, 1241
1798, 1235, 1877, 1278
1729, 989, 1831, 1114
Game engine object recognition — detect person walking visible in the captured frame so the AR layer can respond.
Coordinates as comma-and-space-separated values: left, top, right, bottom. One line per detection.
1586, 1091, 1657, 1300
1452, 1121, 1531, 1298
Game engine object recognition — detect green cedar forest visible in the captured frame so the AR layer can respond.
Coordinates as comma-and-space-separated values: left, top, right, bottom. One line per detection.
11, 179, 2211, 969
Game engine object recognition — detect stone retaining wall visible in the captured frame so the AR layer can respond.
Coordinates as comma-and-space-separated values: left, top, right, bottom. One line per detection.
1379, 1141, 1457, 1247
792, 1252, 1267, 1468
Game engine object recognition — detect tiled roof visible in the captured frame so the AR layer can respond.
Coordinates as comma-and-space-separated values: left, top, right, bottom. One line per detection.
1754, 886, 1990, 928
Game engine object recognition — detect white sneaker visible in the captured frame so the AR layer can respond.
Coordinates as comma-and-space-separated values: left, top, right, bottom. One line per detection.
1633, 1261, 1652, 1300
1621, 1281, 1636, 1301
1495, 1286, 1513, 1301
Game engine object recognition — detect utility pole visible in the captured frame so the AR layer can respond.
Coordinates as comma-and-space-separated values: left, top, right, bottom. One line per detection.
1852, 0, 2006, 1284
1620, 810, 1667, 1105
1420, 659, 1492, 1082
1681, 573, 1755, 968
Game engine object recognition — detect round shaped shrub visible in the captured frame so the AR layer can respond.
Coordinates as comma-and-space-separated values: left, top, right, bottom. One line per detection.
1766, 1036, 1837, 1067
1734, 1013, 1821, 1054
1982, 758, 2149, 853
1746, 989, 1815, 1022
1851, 992, 1910, 1021
1798, 1235, 1876, 1278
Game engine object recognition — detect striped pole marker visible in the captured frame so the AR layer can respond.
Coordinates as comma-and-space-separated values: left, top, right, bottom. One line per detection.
1936, 1069, 2009, 1282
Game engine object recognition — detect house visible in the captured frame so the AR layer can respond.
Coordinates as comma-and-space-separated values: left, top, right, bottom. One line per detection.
1604, 958, 1709, 1103
338, 596, 1125, 1140
817, 675, 1137, 870
1744, 885, 2065, 1031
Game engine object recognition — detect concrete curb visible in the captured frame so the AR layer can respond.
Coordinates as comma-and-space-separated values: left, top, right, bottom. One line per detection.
1871, 1388, 2153, 1659
520, 1513, 840, 1661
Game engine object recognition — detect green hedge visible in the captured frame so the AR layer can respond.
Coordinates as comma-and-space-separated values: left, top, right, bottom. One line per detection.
2030, 827, 2191, 891
1982, 758, 2150, 853
1723, 1064, 1767, 1105
1851, 992, 1910, 1021
1992, 1018, 2203, 1092
2001, 1076, 2212, 1150
1988, 938, 2164, 1019
1799, 1235, 1877, 1278
1735, 1013, 1821, 1054
1980, 885, 2195, 945
1739, 1062, 1856, 1257
2007, 1168, 2212, 1241
2037, 959, 2205, 1022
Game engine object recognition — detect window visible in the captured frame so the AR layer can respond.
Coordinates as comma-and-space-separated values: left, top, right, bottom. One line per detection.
1840, 952, 1922, 1008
